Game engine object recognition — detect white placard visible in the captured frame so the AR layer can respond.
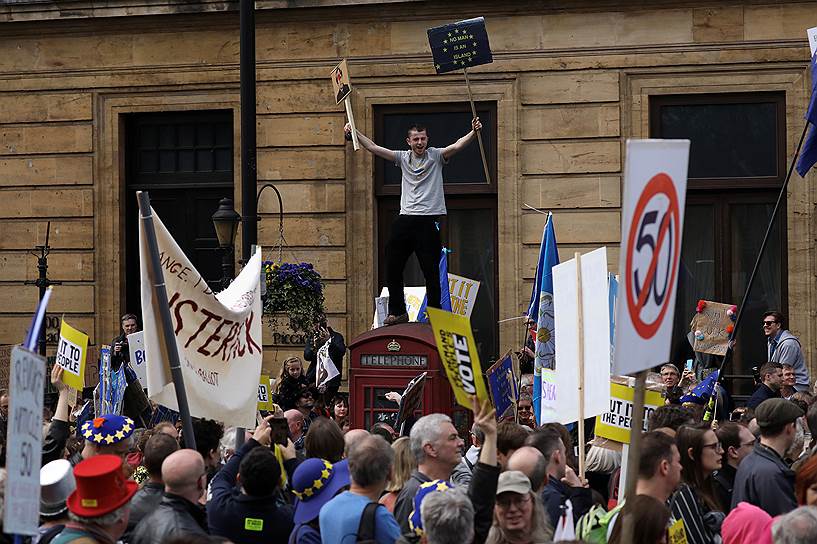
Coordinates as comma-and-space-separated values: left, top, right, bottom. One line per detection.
613, 140, 689, 376
551, 247, 612, 424
808, 26, 817, 57
127, 331, 148, 386
316, 339, 340, 388
140, 208, 263, 428
5, 346, 45, 535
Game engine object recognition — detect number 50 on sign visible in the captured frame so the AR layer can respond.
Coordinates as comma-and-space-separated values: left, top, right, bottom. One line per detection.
613, 140, 689, 376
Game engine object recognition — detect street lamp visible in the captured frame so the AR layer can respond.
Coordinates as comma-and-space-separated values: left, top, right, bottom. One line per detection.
211, 198, 241, 289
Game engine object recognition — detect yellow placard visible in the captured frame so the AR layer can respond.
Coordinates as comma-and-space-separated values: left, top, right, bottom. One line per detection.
257, 374, 274, 411
426, 308, 489, 408
667, 519, 688, 544
56, 319, 89, 391
594, 382, 664, 444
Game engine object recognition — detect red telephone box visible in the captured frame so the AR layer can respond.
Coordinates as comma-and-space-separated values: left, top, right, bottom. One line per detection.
348, 323, 469, 433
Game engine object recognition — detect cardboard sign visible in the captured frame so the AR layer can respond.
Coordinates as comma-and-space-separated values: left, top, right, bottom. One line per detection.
552, 247, 612, 425
808, 27, 817, 57
427, 17, 493, 73
56, 319, 89, 391
613, 140, 690, 376
140, 208, 263, 428
127, 331, 149, 385
395, 372, 427, 426
330, 59, 352, 104
448, 273, 480, 318
257, 374, 274, 411
689, 301, 735, 356
486, 351, 517, 419
595, 382, 665, 444
427, 308, 489, 408
4, 346, 45, 535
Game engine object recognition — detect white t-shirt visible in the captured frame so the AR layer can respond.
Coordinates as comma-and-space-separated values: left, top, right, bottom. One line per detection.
394, 147, 447, 215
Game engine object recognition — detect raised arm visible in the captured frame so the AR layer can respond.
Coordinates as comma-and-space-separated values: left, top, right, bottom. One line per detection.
344, 123, 396, 162
442, 117, 482, 160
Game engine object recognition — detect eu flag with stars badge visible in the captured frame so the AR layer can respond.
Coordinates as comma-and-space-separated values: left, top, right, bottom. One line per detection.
427, 17, 492, 74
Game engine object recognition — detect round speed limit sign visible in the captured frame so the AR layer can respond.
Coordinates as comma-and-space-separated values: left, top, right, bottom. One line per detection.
624, 173, 681, 340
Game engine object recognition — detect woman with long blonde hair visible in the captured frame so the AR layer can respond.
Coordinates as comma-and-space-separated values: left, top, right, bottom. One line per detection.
272, 356, 310, 411
379, 437, 416, 513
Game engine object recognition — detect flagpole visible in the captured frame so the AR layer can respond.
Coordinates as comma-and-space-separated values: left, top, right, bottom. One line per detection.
462, 67, 491, 185
137, 191, 196, 451
703, 120, 809, 422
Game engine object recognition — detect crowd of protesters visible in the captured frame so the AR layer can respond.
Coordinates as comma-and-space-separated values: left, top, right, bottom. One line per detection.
0, 309, 817, 543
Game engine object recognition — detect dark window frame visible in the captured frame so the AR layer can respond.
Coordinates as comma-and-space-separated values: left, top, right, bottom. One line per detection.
650, 92, 788, 397
373, 101, 499, 366
373, 101, 498, 196
649, 92, 786, 190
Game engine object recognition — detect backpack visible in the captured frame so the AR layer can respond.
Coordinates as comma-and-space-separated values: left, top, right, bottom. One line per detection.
576, 502, 624, 544
356, 502, 381, 544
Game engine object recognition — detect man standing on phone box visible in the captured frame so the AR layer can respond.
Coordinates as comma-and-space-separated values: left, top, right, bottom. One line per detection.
345, 118, 482, 325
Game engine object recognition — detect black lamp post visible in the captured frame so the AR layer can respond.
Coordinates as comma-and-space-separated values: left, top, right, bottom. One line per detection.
211, 198, 241, 289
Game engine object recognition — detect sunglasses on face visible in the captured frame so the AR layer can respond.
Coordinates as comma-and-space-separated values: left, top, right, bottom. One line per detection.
763, 321, 778, 327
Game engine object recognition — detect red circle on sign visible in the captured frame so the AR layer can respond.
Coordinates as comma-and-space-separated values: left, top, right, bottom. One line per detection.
624, 173, 681, 340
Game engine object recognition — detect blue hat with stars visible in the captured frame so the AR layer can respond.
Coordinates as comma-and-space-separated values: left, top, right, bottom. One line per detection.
80, 414, 134, 446
292, 458, 350, 524
409, 479, 453, 535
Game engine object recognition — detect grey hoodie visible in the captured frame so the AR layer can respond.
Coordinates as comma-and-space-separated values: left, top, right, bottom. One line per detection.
770, 330, 810, 390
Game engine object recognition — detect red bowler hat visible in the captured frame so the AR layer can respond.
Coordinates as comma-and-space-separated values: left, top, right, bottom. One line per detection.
66, 455, 138, 517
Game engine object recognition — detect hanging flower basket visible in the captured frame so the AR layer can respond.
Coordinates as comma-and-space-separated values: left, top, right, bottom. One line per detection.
262, 261, 325, 333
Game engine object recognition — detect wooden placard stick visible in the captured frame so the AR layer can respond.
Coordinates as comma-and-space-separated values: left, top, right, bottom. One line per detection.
575, 251, 586, 479
621, 370, 647, 543
463, 67, 491, 184
344, 96, 360, 151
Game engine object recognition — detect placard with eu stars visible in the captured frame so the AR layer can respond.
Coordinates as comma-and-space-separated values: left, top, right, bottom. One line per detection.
427, 17, 492, 74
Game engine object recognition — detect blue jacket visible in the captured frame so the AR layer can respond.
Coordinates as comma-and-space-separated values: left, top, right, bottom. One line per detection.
746, 383, 779, 410
731, 442, 796, 516
207, 438, 295, 544
541, 476, 594, 528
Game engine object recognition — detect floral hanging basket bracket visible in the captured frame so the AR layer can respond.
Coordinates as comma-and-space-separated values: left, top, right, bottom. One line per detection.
263, 262, 326, 333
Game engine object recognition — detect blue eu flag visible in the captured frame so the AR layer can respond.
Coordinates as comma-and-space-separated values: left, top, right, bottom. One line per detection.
796, 53, 817, 178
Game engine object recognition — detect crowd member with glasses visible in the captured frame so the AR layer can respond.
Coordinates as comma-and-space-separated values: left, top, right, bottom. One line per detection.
670, 424, 726, 544
516, 393, 536, 429
746, 362, 783, 410
763, 311, 810, 392
713, 422, 756, 514
485, 470, 553, 544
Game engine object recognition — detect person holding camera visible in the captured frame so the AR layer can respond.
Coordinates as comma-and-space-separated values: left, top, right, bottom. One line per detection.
111, 313, 139, 370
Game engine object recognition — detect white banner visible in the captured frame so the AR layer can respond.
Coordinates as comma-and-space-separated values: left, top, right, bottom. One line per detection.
127, 331, 148, 386
316, 340, 340, 388
613, 140, 689, 376
139, 208, 263, 427
552, 247, 611, 424
5, 346, 45, 535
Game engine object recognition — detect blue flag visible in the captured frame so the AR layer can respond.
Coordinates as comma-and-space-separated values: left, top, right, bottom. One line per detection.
796, 53, 817, 178
533, 213, 559, 425
526, 221, 549, 322
681, 370, 719, 405
417, 248, 452, 322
